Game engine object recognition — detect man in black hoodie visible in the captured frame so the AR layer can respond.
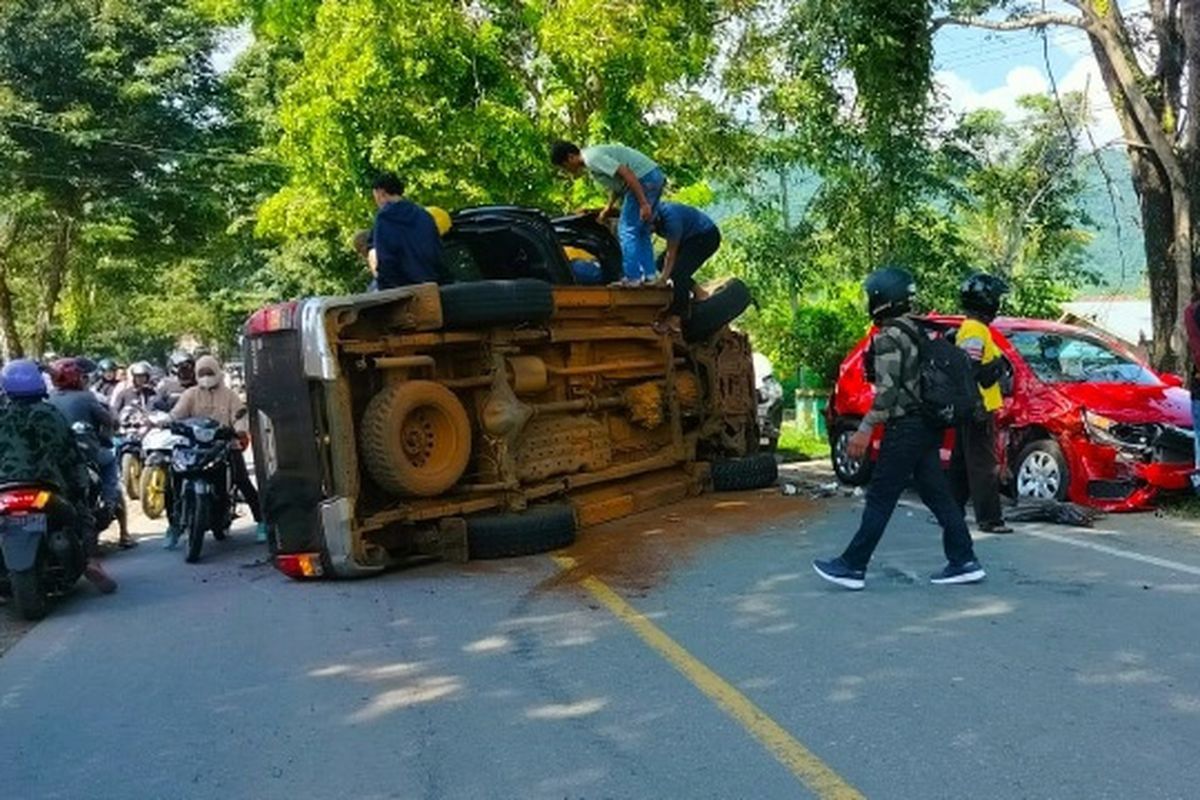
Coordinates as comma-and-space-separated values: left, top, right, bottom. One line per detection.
368, 174, 442, 289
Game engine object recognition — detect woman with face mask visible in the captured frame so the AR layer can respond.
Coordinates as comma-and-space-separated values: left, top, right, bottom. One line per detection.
169, 355, 267, 543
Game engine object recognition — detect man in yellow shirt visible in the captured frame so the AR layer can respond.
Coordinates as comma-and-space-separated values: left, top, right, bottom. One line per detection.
954, 273, 1012, 533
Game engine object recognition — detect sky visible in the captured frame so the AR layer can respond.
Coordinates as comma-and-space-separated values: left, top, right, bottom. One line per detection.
933, 15, 1126, 147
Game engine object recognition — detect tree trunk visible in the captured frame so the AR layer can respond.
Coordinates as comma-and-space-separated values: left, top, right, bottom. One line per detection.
0, 216, 25, 360
31, 214, 72, 359
1132, 153, 1181, 368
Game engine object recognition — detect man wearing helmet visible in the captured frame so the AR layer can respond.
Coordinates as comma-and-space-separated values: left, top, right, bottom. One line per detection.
813, 267, 983, 591
155, 351, 196, 411
954, 273, 1013, 533
111, 361, 158, 417
47, 358, 135, 549
0, 360, 117, 593
92, 358, 121, 401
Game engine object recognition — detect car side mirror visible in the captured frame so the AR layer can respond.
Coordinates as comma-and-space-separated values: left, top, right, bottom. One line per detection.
1158, 371, 1184, 388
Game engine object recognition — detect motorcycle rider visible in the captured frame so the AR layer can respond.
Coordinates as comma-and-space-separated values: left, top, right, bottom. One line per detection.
155, 351, 196, 412
91, 358, 121, 401
47, 357, 135, 549
111, 361, 158, 417
0, 359, 117, 593
169, 355, 267, 544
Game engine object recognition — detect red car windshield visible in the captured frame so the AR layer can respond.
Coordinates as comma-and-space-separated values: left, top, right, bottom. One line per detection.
1004, 329, 1161, 386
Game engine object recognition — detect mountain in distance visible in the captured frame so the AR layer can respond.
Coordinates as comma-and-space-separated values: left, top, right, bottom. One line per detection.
1075, 147, 1145, 293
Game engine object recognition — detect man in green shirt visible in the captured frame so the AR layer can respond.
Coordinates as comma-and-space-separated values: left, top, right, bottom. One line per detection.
551, 141, 665, 285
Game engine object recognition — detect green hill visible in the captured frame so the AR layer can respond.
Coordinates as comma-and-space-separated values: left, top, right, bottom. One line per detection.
1077, 148, 1145, 291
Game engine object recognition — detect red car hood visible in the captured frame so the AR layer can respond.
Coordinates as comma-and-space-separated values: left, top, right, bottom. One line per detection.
1052, 382, 1194, 427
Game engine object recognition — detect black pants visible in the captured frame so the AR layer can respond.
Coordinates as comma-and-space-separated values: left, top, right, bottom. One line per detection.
228, 449, 261, 524
951, 413, 1005, 528
841, 416, 977, 571
657, 227, 721, 317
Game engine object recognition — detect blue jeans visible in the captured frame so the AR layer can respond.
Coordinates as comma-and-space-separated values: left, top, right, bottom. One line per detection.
618, 167, 665, 282
841, 416, 976, 571
99, 455, 121, 510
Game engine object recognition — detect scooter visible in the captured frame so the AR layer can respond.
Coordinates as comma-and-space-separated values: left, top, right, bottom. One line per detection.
139, 411, 180, 520
170, 417, 239, 564
116, 406, 150, 500
754, 353, 785, 453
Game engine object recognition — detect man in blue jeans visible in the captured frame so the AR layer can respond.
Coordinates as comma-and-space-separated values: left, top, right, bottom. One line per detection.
813, 267, 984, 591
551, 141, 665, 284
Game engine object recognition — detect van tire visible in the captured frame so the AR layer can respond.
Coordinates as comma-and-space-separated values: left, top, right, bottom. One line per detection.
466, 503, 577, 560
439, 280, 554, 329
711, 453, 779, 491
361, 381, 472, 497
684, 279, 752, 343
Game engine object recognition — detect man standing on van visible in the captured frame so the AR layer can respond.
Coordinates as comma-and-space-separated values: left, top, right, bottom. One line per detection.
812, 266, 984, 591
550, 141, 665, 285
368, 174, 442, 290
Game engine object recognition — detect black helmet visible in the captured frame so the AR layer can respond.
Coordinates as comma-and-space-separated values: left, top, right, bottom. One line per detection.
864, 266, 916, 321
960, 273, 1009, 321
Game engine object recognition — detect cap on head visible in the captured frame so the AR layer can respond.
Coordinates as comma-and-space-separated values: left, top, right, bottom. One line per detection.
2, 359, 47, 400
864, 266, 917, 321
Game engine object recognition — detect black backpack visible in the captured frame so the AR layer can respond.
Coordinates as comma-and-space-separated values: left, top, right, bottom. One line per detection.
883, 318, 980, 427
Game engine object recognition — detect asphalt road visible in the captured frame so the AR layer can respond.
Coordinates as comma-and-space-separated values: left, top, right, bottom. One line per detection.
2, 482, 1200, 800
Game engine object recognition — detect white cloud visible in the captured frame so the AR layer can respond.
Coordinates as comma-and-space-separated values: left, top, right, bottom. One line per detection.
936, 58, 1123, 150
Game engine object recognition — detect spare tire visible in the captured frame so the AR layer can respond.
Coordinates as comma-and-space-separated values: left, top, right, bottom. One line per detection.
440, 279, 554, 329
711, 453, 779, 492
683, 278, 752, 343
466, 503, 577, 560
361, 381, 472, 497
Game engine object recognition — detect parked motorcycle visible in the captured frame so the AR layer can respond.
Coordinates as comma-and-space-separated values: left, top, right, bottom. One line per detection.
139, 412, 179, 520
170, 417, 239, 564
117, 406, 151, 500
754, 353, 785, 453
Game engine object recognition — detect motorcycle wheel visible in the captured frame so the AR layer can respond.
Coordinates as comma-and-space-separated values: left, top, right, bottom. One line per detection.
185, 491, 208, 564
121, 453, 142, 500
140, 465, 168, 520
10, 564, 48, 621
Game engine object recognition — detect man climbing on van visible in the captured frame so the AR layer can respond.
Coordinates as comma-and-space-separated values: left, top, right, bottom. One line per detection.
367, 173, 443, 290
550, 141, 665, 286
652, 201, 720, 334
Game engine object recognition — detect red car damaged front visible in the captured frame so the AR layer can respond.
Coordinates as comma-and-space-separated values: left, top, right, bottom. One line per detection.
826, 316, 1197, 512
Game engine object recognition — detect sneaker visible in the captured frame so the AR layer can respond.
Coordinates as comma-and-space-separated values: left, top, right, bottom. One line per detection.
163, 526, 180, 550
979, 522, 1014, 534
930, 560, 986, 585
84, 561, 118, 594
255, 522, 268, 544
812, 557, 865, 591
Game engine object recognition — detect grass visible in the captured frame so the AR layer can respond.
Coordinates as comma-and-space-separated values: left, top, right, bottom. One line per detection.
776, 421, 831, 463
1158, 492, 1200, 520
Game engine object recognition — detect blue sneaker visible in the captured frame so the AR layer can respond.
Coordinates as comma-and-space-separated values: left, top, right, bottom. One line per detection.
163, 525, 180, 550
255, 522, 268, 544
930, 560, 986, 585
812, 557, 865, 591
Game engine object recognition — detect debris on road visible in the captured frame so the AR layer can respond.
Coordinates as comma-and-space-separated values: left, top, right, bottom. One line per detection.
1007, 500, 1105, 527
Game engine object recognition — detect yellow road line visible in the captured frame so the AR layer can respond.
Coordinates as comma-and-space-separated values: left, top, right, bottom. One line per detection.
552, 555, 864, 799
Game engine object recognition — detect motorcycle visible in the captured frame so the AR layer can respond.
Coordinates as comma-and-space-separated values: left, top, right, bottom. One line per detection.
139, 412, 179, 520
71, 422, 124, 537
754, 353, 785, 453
116, 406, 151, 500
0, 427, 108, 621
170, 417, 239, 564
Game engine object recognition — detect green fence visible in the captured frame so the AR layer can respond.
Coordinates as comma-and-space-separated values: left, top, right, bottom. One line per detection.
794, 388, 828, 438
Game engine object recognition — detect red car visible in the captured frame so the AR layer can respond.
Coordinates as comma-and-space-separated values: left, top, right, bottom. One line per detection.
826, 316, 1196, 512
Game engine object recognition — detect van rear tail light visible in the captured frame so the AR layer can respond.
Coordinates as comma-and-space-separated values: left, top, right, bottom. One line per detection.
0, 489, 51, 513
244, 302, 301, 336
275, 553, 325, 579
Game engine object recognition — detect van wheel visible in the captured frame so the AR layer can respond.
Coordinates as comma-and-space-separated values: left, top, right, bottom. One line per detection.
831, 421, 872, 486
1015, 439, 1069, 501
683, 279, 752, 343
361, 381, 472, 497
439, 280, 554, 329
711, 453, 779, 491
466, 504, 577, 560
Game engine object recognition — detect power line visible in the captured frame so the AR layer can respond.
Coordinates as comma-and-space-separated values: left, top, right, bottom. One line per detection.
0, 117, 280, 168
